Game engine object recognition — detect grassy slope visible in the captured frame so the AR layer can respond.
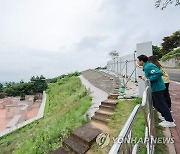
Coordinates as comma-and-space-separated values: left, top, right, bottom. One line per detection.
0, 76, 91, 154
90, 99, 138, 154
161, 48, 180, 62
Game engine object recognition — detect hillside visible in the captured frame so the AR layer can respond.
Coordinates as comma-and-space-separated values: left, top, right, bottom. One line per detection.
0, 75, 91, 153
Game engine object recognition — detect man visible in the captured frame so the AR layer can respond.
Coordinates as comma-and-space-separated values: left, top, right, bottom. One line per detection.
137, 54, 175, 127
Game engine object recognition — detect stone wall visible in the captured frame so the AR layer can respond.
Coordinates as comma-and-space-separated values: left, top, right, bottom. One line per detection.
160, 57, 180, 68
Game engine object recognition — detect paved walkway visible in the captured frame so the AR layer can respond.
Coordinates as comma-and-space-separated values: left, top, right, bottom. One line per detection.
169, 81, 180, 154
0, 102, 41, 132
0, 109, 11, 131
79, 75, 108, 118
165, 69, 180, 82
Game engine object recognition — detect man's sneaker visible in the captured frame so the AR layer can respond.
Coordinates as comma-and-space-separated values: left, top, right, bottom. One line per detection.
169, 108, 173, 113
159, 120, 176, 127
159, 115, 165, 121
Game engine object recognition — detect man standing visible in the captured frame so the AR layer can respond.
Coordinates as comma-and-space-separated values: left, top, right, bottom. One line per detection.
137, 54, 175, 127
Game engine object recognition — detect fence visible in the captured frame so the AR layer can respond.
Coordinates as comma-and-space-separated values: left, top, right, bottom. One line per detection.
109, 80, 156, 154
107, 52, 137, 82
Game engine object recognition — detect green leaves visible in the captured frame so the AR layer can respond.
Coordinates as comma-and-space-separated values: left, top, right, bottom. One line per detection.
0, 75, 91, 154
161, 47, 180, 61
155, 0, 180, 10
109, 50, 119, 59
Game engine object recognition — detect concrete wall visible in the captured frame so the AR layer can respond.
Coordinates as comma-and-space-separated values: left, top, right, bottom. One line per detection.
107, 53, 137, 81
160, 57, 180, 68
136, 41, 152, 97
107, 41, 152, 97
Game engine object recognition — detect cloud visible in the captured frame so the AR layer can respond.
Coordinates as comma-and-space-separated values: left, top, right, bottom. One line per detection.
0, 0, 179, 82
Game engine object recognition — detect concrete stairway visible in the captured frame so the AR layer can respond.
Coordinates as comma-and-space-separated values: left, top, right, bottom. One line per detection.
53, 123, 101, 154
81, 69, 120, 94
91, 98, 117, 125
53, 69, 120, 153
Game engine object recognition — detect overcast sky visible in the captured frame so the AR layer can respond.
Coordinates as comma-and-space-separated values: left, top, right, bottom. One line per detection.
0, 0, 179, 82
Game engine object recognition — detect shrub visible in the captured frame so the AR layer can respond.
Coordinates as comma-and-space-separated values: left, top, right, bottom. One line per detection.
0, 92, 6, 99
20, 93, 25, 101
161, 48, 180, 61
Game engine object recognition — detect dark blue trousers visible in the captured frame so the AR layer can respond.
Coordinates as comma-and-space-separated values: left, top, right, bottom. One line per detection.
152, 90, 173, 122
164, 83, 172, 109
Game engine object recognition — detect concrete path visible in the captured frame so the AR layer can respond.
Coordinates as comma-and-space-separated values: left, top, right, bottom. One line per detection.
169, 81, 180, 154
165, 69, 180, 82
0, 102, 41, 132
79, 75, 108, 118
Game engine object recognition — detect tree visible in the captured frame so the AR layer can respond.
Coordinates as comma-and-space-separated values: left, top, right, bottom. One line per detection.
0, 83, 3, 92
109, 50, 119, 59
155, 0, 180, 9
20, 80, 24, 84
160, 31, 180, 56
152, 45, 162, 59
109, 50, 119, 72
20, 93, 25, 101
30, 75, 48, 93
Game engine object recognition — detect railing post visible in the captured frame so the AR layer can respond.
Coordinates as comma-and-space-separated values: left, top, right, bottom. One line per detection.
125, 60, 128, 78
109, 78, 155, 154
145, 80, 156, 138
117, 60, 119, 74
120, 59, 122, 75
134, 51, 137, 82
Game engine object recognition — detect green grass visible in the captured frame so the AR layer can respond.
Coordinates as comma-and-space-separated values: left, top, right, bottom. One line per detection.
90, 98, 168, 154
0, 76, 91, 154
161, 48, 180, 62
133, 108, 168, 154
153, 111, 169, 154
90, 99, 139, 154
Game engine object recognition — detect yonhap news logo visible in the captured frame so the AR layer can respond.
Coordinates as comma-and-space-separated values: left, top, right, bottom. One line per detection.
96, 132, 110, 148
96, 132, 174, 148
113, 136, 174, 144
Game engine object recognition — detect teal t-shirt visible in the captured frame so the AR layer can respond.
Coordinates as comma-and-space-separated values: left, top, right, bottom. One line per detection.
143, 62, 166, 92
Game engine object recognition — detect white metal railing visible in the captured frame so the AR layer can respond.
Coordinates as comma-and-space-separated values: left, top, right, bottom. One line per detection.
107, 52, 137, 82
109, 80, 155, 154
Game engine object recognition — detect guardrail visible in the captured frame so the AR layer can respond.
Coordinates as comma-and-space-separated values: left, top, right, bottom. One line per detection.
107, 52, 137, 82
109, 80, 156, 154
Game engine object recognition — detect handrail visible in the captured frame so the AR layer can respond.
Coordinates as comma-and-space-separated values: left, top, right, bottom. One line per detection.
141, 86, 148, 107
109, 104, 141, 154
109, 80, 155, 154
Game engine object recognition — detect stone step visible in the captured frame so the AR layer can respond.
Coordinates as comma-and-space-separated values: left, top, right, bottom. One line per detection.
90, 121, 110, 132
81, 69, 119, 93
108, 93, 119, 100
91, 115, 110, 124
95, 110, 113, 119
101, 100, 117, 108
71, 123, 101, 147
110, 91, 119, 95
103, 99, 118, 103
97, 109, 114, 114
63, 136, 89, 154
52, 147, 68, 154
99, 105, 115, 112
113, 89, 119, 93
114, 85, 120, 89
